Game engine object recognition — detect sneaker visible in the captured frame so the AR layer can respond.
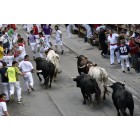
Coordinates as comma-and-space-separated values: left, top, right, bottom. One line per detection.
28, 89, 31, 94
127, 67, 130, 71
17, 100, 22, 104
110, 63, 115, 65
61, 50, 64, 55
29, 85, 34, 91
10, 94, 14, 102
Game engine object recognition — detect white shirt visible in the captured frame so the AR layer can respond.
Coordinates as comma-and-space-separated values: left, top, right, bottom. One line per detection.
0, 34, 9, 43
82, 24, 91, 31
39, 37, 46, 48
96, 25, 106, 32
18, 46, 26, 57
13, 35, 18, 44
56, 30, 62, 39
2, 55, 14, 67
19, 61, 34, 72
108, 33, 119, 44
0, 102, 7, 116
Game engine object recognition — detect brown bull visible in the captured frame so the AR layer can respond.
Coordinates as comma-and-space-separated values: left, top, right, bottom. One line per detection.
76, 55, 97, 74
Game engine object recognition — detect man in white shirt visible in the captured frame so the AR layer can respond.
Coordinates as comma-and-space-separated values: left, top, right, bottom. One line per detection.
0, 30, 10, 49
38, 32, 48, 58
54, 25, 64, 54
15, 43, 26, 62
82, 24, 93, 43
108, 29, 120, 65
28, 30, 37, 59
2, 51, 14, 67
0, 93, 9, 116
19, 55, 35, 93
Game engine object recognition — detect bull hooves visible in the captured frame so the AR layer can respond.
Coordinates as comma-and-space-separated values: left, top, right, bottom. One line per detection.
58, 70, 62, 73
83, 102, 86, 105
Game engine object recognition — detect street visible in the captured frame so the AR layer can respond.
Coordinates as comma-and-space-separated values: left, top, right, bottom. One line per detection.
1, 25, 140, 116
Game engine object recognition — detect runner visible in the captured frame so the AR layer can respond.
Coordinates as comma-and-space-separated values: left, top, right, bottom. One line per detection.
54, 25, 64, 54
19, 55, 35, 93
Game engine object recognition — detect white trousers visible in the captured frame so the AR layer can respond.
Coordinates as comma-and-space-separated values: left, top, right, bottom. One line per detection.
1, 83, 9, 100
34, 35, 39, 47
23, 72, 34, 90
120, 55, 130, 71
30, 42, 36, 52
110, 45, 120, 64
45, 35, 51, 48
9, 81, 21, 101
55, 38, 63, 51
66, 25, 72, 38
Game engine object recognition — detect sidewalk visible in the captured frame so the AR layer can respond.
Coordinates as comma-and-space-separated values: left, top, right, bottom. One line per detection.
53, 25, 140, 101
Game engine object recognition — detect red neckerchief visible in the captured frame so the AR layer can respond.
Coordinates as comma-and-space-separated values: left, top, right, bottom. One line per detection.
0, 100, 6, 102
110, 34, 112, 38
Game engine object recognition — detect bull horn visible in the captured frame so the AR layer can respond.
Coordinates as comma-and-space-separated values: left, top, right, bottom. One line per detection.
123, 80, 125, 85
69, 77, 76, 79
75, 56, 78, 58
107, 84, 113, 87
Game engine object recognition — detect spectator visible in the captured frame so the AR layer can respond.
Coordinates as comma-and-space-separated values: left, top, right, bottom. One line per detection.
82, 24, 92, 43
115, 40, 130, 73
65, 24, 72, 38
99, 28, 108, 57
129, 37, 139, 72
108, 29, 120, 65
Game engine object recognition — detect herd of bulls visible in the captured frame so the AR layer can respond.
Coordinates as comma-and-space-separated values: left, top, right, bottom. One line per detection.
34, 50, 134, 116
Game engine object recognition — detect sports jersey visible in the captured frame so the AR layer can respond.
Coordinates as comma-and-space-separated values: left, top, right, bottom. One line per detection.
6, 67, 20, 82
115, 45, 130, 55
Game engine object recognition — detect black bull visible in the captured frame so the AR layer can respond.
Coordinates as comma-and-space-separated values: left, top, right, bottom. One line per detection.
109, 82, 134, 116
73, 74, 101, 104
35, 57, 55, 88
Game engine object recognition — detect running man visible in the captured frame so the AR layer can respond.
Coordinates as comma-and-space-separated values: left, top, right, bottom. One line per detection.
19, 55, 35, 93
54, 25, 64, 54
